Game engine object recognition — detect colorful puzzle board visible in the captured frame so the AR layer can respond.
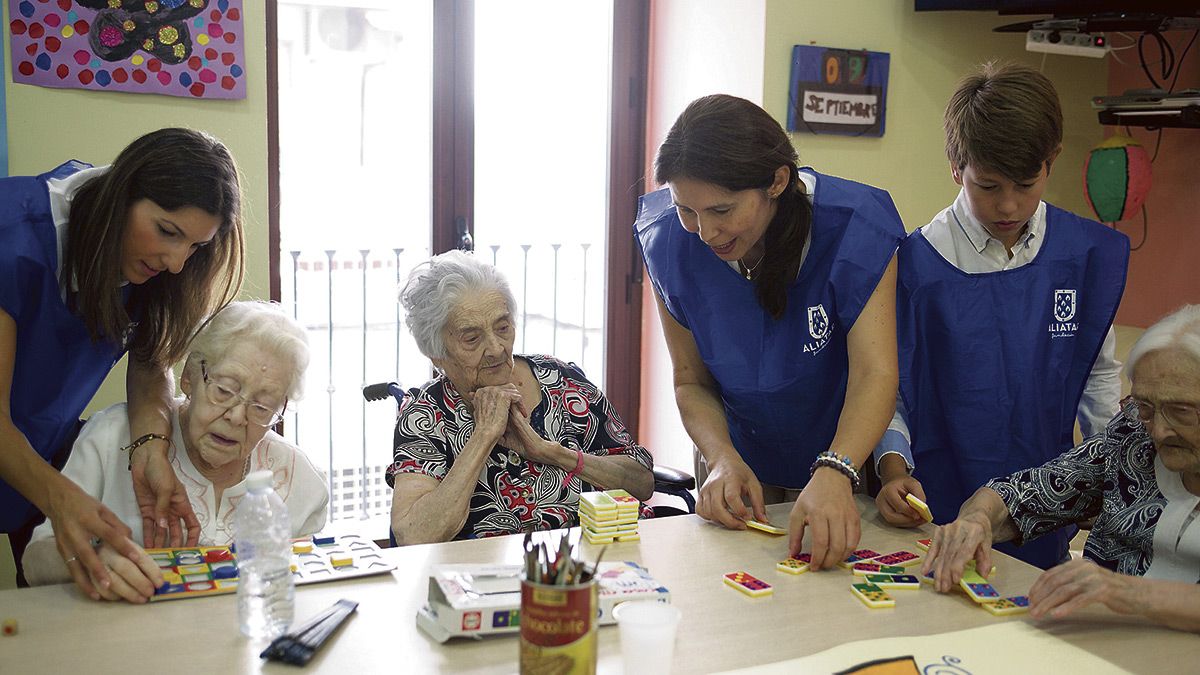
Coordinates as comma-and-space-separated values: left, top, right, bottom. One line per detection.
147, 533, 395, 601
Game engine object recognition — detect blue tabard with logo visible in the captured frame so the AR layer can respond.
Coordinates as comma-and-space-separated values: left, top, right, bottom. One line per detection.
636, 170, 905, 488
898, 204, 1128, 568
0, 161, 131, 532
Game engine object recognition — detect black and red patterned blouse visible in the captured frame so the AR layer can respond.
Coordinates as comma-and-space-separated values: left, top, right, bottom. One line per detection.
385, 354, 653, 540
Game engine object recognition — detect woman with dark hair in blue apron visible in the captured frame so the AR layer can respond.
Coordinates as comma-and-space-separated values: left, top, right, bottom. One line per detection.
0, 128, 245, 599
637, 95, 906, 569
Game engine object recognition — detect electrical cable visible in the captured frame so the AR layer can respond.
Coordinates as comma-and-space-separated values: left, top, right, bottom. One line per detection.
1166, 29, 1198, 93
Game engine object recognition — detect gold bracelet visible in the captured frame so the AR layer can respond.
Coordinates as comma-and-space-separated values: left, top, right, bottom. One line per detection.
122, 433, 172, 470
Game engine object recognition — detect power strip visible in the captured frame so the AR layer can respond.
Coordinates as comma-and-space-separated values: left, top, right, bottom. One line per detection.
1026, 30, 1110, 58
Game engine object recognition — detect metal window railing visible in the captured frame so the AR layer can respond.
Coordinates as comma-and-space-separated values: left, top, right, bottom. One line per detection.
282, 243, 606, 527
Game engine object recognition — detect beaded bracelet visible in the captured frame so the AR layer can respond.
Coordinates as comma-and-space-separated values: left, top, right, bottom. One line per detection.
562, 450, 585, 488
122, 433, 172, 470
809, 450, 861, 490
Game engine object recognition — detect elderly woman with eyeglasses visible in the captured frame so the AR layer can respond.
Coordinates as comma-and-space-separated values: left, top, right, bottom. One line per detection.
388, 250, 654, 544
921, 304, 1200, 632
21, 301, 328, 602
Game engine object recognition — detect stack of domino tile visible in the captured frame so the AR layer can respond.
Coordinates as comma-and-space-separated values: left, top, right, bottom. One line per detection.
580, 489, 640, 544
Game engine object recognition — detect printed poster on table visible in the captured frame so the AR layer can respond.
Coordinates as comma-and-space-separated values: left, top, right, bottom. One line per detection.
788, 44, 889, 137
9, 0, 246, 100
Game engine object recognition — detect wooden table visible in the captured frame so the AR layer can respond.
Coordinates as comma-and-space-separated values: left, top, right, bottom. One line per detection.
0, 498, 1194, 673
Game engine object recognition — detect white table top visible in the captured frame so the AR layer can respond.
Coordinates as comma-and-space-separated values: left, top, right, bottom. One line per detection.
1, 498, 1195, 673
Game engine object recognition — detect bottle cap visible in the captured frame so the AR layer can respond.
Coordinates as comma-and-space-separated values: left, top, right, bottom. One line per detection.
245, 469, 274, 490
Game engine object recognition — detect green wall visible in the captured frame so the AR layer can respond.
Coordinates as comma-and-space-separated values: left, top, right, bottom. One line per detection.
762, 3, 1108, 231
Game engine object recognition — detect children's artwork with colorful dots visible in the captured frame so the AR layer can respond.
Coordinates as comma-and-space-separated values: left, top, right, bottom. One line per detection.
147, 534, 395, 602
9, 0, 246, 99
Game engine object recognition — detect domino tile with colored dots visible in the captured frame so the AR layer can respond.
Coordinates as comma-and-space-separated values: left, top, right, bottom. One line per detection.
850, 583, 895, 609
904, 493, 934, 523
724, 571, 773, 598
872, 550, 922, 567
983, 596, 1031, 616
959, 568, 1001, 603
851, 563, 906, 577
863, 574, 921, 590
776, 553, 811, 575
837, 549, 882, 569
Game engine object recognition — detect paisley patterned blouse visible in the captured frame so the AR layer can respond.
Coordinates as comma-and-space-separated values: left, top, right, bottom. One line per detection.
987, 413, 1198, 580
385, 355, 653, 540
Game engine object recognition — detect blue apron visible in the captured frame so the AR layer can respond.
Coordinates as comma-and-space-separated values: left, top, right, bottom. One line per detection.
899, 205, 1128, 568
0, 161, 131, 532
636, 170, 904, 487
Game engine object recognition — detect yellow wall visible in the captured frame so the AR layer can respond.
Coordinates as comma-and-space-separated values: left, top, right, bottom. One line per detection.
2, 4, 271, 415
762, 3, 1108, 230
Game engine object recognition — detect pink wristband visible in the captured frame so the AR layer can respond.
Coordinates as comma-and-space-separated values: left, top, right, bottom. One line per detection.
563, 450, 584, 487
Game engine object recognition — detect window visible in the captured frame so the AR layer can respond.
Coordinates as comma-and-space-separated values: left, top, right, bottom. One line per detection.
268, 1, 648, 533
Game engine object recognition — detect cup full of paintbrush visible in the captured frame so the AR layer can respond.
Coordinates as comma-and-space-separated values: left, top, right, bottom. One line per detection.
518, 531, 600, 675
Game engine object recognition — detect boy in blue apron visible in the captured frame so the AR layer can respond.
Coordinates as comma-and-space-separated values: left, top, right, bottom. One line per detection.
881, 63, 1129, 569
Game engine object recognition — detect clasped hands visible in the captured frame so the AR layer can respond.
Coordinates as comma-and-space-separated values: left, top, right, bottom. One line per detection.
469, 384, 563, 466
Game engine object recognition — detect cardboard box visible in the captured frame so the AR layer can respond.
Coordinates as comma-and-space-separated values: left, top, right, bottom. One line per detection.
416, 561, 671, 642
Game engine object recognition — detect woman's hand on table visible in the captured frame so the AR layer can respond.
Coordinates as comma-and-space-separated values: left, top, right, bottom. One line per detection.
1028, 558, 1139, 620
87, 541, 164, 604
787, 468, 860, 569
45, 474, 138, 600
921, 510, 994, 593
696, 455, 767, 530
875, 475, 928, 528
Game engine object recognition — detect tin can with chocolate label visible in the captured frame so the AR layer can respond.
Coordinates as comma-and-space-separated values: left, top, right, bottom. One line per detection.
519, 578, 597, 675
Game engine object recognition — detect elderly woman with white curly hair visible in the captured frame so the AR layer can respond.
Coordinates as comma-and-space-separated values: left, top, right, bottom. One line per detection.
387, 250, 654, 544
22, 301, 328, 601
922, 304, 1200, 633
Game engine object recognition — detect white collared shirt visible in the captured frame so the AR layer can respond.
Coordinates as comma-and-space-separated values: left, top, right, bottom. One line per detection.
45, 164, 113, 298
884, 190, 1122, 462
921, 188, 1047, 271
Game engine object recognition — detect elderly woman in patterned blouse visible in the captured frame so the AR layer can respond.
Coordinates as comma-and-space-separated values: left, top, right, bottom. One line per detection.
922, 304, 1200, 632
387, 250, 654, 544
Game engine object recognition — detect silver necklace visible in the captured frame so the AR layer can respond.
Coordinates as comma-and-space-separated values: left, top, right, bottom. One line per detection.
739, 255, 763, 280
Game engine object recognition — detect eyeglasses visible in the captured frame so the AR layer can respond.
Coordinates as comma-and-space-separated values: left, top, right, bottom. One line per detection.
1120, 395, 1200, 430
200, 360, 287, 428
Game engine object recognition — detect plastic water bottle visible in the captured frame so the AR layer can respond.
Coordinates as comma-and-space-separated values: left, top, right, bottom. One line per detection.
235, 470, 294, 639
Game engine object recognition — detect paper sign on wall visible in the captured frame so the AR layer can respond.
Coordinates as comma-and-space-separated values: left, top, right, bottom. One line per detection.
9, 0, 246, 100
788, 45, 889, 137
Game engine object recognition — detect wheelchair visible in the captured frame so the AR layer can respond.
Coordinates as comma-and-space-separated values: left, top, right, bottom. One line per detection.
363, 381, 696, 518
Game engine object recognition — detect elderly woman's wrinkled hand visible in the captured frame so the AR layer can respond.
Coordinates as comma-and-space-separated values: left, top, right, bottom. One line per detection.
470, 384, 522, 441
1028, 558, 1141, 621
85, 541, 164, 604
501, 405, 561, 465
921, 510, 994, 593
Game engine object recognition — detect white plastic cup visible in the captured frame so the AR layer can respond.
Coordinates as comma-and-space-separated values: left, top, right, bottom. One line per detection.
612, 600, 682, 675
